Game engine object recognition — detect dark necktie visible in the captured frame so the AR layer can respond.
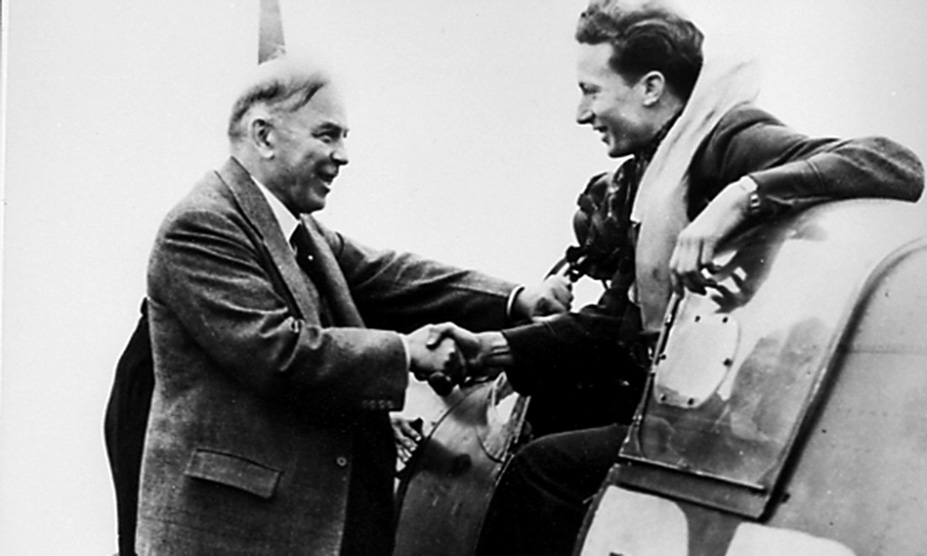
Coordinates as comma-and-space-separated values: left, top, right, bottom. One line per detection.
289, 225, 316, 276
289, 225, 332, 326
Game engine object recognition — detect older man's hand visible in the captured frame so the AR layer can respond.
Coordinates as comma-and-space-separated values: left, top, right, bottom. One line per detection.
425, 323, 510, 381
405, 324, 465, 389
512, 275, 573, 321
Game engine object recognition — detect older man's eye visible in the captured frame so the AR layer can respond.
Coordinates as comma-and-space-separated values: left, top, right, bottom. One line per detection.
315, 129, 343, 143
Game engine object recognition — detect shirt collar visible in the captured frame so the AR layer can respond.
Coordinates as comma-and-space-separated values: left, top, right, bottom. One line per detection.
634, 109, 683, 164
252, 177, 300, 243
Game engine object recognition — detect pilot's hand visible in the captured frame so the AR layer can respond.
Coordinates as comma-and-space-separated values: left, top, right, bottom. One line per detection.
405, 324, 465, 391
513, 275, 573, 320
424, 322, 481, 367
426, 324, 509, 381
670, 177, 753, 295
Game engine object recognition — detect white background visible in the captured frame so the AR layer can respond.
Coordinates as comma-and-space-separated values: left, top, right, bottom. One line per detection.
2, 0, 926, 553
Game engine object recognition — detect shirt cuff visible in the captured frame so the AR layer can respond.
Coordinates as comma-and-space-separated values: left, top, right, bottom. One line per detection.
398, 333, 411, 371
506, 285, 525, 322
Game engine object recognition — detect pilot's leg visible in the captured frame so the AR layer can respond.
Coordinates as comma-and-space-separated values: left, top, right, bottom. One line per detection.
476, 423, 628, 556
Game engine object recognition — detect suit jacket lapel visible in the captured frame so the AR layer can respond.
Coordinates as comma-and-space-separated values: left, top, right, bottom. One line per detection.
217, 158, 317, 320
301, 215, 365, 327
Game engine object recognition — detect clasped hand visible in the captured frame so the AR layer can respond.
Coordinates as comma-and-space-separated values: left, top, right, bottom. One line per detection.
404, 275, 573, 395
405, 324, 468, 393
511, 275, 573, 321
404, 323, 496, 396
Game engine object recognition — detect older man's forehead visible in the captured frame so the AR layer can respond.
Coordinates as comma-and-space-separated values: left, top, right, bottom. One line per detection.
294, 87, 349, 130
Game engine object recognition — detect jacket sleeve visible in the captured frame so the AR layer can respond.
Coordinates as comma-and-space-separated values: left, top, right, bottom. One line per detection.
317, 222, 518, 334
500, 105, 925, 394
689, 105, 924, 217
500, 298, 642, 395
148, 207, 408, 411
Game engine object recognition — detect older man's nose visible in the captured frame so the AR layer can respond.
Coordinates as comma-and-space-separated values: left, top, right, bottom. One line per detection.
332, 143, 348, 165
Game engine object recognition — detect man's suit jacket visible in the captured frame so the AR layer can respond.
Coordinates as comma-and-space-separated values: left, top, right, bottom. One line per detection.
137, 158, 515, 555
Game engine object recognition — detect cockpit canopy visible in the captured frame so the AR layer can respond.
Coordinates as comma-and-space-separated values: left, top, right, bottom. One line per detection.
619, 199, 927, 517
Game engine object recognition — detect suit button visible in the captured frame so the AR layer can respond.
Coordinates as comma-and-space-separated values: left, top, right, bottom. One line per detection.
336, 456, 348, 468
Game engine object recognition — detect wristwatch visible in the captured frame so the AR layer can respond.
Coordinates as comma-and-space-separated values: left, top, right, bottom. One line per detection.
736, 177, 763, 217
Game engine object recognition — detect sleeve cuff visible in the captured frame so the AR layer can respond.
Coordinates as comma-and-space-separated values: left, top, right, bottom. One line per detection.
506, 285, 525, 322
398, 333, 411, 372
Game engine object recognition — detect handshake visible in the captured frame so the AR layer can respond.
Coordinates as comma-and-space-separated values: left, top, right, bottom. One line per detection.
403, 275, 573, 396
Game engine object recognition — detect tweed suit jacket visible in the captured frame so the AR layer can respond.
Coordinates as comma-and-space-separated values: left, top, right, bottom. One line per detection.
137, 158, 515, 555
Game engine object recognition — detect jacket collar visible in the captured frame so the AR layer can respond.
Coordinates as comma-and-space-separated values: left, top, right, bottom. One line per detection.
297, 216, 364, 327
217, 158, 365, 327
217, 157, 316, 319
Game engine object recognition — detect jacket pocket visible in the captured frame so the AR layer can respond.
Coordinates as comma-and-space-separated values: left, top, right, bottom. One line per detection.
184, 448, 281, 499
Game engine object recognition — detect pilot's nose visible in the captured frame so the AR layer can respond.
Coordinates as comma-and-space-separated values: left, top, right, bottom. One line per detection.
576, 98, 593, 125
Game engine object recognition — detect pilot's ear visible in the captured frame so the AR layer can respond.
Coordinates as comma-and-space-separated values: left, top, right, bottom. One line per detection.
249, 117, 276, 159
640, 71, 666, 107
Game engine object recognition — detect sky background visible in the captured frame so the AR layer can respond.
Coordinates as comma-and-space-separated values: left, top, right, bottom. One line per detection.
2, 0, 927, 553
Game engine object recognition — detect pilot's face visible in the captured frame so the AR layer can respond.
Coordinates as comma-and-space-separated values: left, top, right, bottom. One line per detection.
575, 42, 653, 158
268, 85, 349, 215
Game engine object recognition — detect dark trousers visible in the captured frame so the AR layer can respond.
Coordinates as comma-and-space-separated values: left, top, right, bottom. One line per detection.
104, 304, 153, 556
476, 423, 628, 556
338, 415, 398, 556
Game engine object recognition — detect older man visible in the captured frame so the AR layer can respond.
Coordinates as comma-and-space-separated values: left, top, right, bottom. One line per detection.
455, 1, 924, 555
136, 56, 567, 556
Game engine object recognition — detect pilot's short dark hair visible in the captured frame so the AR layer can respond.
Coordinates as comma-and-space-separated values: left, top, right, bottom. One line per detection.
576, 0, 703, 101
